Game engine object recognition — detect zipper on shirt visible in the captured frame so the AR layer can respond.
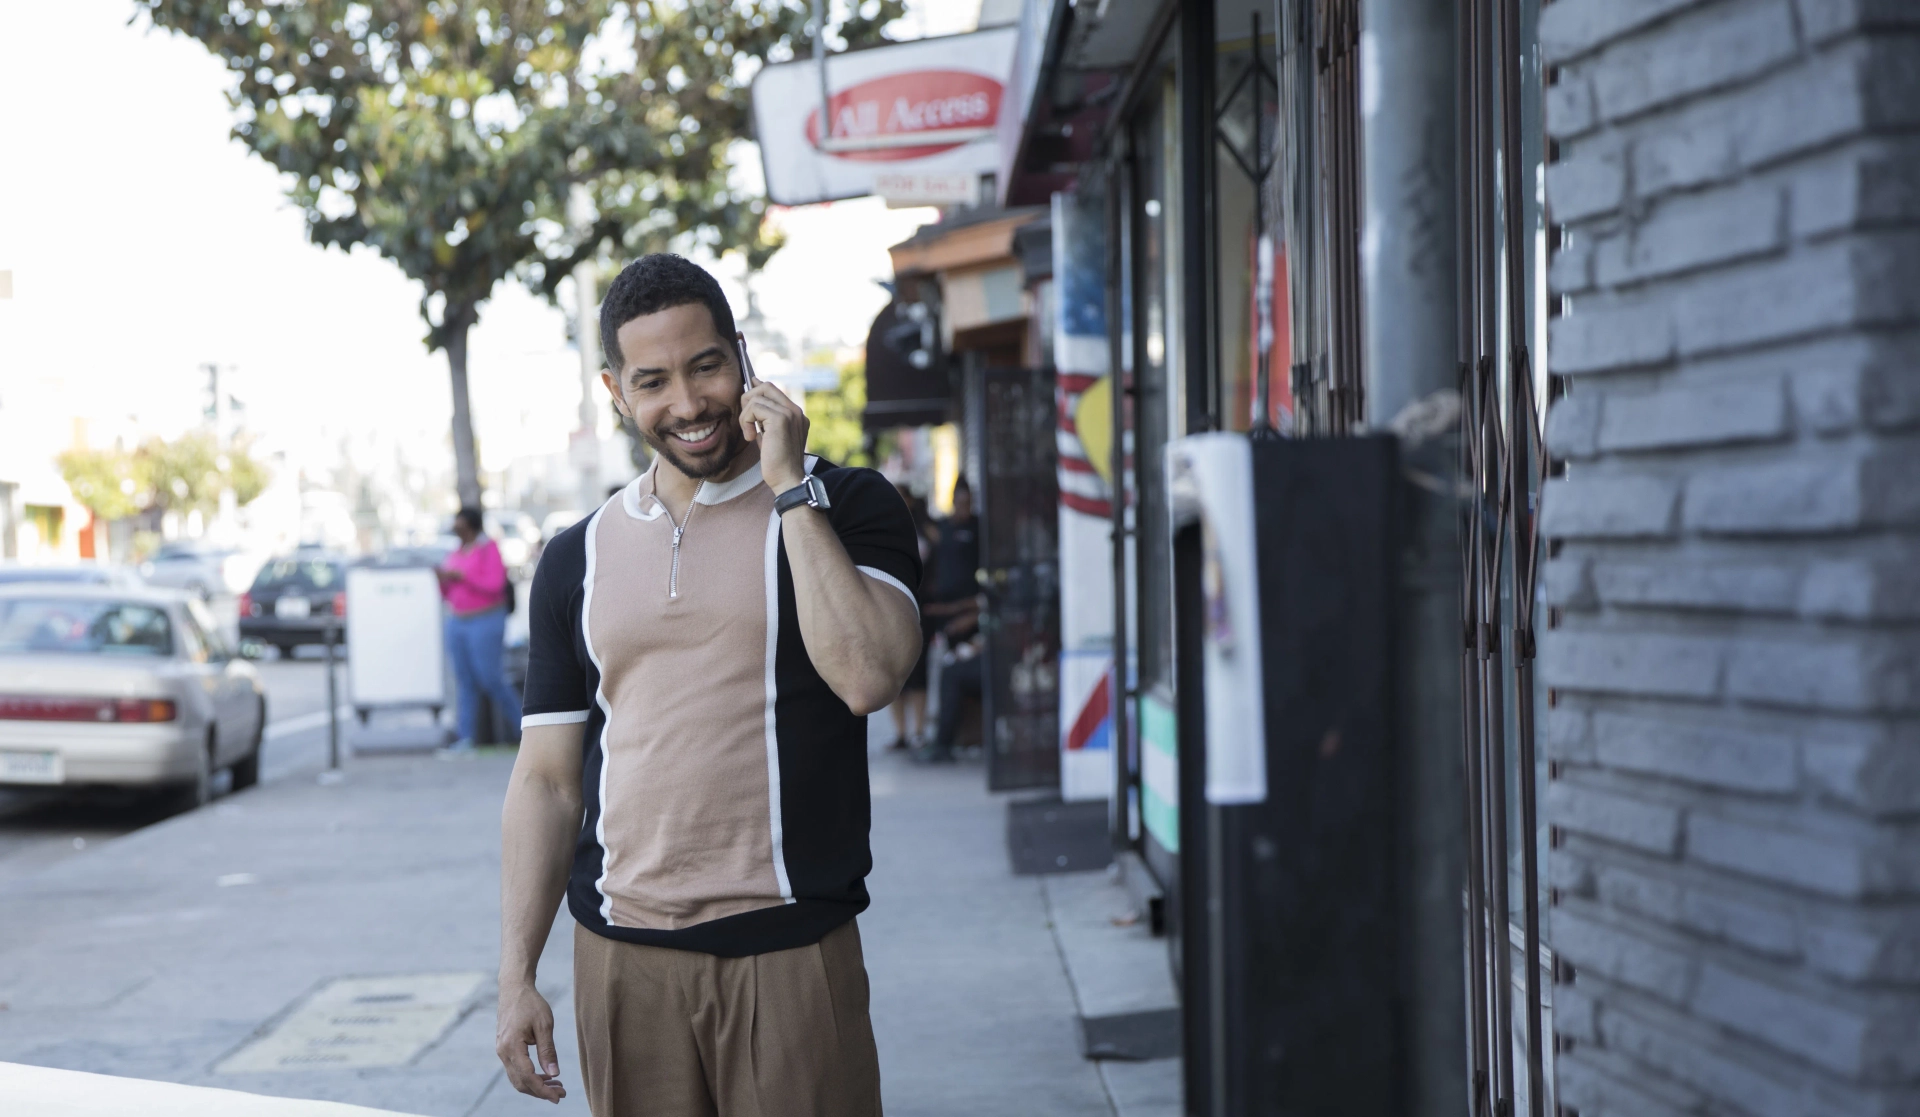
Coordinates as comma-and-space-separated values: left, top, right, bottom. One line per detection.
664, 481, 704, 599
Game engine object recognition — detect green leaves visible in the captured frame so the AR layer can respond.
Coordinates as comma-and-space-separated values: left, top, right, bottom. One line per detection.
804, 359, 869, 468
58, 434, 272, 522
135, 0, 903, 504
136, 0, 906, 343
57, 448, 143, 523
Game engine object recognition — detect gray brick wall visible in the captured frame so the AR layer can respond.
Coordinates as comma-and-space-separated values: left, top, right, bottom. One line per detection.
1539, 1, 1920, 1114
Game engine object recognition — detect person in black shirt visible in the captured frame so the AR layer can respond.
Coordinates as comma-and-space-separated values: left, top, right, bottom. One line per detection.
886, 484, 937, 749
924, 477, 980, 610
918, 478, 982, 763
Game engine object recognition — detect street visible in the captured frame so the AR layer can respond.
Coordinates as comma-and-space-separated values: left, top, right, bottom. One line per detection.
0, 649, 345, 880
0, 581, 531, 883
0, 650, 1177, 1116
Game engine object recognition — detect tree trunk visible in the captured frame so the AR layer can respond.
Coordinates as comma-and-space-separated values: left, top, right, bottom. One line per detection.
445, 315, 483, 510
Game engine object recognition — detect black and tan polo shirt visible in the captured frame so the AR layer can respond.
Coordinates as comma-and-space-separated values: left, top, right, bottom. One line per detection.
520, 456, 920, 957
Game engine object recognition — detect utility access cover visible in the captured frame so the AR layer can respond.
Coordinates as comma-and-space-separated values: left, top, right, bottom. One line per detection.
218, 972, 486, 1073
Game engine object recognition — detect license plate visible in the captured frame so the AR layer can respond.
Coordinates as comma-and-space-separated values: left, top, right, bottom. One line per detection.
0, 750, 62, 784
276, 596, 312, 618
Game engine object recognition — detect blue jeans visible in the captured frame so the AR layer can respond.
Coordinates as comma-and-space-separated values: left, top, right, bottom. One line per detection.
445, 607, 522, 743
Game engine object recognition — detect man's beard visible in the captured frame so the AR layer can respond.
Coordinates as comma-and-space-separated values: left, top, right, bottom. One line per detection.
642, 414, 748, 480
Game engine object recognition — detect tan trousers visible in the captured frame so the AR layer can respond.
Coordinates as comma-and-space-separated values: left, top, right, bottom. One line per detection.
573, 920, 883, 1117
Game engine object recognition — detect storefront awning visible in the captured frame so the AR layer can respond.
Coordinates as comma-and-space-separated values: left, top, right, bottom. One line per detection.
994, 0, 1143, 206
863, 301, 950, 433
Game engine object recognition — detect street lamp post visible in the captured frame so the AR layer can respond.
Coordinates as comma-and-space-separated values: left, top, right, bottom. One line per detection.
325, 620, 341, 771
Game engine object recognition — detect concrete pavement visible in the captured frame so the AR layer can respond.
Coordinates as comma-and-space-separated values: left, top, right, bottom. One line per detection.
0, 715, 1172, 1115
0, 653, 345, 878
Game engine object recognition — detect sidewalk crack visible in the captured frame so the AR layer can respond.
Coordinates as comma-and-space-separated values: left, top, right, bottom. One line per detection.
463, 1066, 509, 1117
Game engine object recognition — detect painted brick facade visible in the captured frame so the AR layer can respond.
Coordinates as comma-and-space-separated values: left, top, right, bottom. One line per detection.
1539, 1, 1920, 1114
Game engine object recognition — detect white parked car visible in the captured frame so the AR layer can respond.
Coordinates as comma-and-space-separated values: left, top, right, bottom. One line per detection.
0, 585, 266, 808
0, 562, 146, 589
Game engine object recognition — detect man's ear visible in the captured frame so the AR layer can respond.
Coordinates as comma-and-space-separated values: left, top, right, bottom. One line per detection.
600, 369, 631, 421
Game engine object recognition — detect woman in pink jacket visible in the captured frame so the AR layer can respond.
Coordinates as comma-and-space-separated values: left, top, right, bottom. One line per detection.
436, 507, 523, 750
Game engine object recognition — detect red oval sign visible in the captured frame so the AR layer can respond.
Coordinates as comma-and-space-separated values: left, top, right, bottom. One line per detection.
804, 70, 1004, 163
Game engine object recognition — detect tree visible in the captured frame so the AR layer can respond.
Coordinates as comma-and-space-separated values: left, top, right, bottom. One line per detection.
58, 433, 272, 524
57, 447, 142, 523
804, 358, 868, 467
144, 432, 275, 517
138, 0, 904, 506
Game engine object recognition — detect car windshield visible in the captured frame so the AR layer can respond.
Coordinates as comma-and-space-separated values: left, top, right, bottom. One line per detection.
0, 598, 174, 657
0, 568, 106, 585
252, 559, 343, 591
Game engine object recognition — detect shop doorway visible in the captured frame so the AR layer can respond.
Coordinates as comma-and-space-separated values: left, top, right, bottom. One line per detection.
975, 366, 1061, 792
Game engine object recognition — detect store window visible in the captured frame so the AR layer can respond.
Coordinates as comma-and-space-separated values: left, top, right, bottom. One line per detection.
1213, 4, 1288, 434
1131, 73, 1180, 705
1125, 67, 1187, 880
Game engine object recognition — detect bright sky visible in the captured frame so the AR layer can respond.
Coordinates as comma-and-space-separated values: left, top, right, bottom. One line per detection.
0, 0, 980, 482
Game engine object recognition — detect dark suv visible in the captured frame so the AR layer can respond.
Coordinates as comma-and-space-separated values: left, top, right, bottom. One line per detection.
238, 554, 355, 656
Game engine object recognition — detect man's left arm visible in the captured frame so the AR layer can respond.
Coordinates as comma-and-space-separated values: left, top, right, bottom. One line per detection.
779, 491, 922, 714
740, 384, 922, 716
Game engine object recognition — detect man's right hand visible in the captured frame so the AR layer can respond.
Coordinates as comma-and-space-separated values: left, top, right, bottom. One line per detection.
496, 982, 566, 1103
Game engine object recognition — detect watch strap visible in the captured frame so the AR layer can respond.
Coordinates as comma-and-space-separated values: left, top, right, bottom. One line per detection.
774, 475, 827, 516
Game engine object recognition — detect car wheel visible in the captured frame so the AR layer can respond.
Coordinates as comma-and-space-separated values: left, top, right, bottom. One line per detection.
168, 733, 215, 813
276, 642, 298, 660
230, 699, 265, 791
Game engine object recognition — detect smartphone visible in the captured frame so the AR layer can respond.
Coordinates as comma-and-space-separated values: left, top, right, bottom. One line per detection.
735, 332, 759, 390
736, 332, 763, 433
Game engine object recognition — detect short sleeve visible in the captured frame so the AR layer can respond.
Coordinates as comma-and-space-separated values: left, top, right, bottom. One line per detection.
519, 526, 592, 727
822, 467, 923, 614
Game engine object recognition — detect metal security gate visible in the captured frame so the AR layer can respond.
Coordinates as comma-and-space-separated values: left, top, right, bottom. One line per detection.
1457, 0, 1553, 1114
1275, 0, 1366, 439
1269, 0, 1555, 1113
977, 366, 1062, 792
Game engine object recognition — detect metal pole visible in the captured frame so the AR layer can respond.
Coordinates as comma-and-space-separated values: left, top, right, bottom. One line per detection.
1104, 160, 1132, 860
568, 185, 602, 513
326, 621, 340, 770
811, 0, 832, 148
1358, 1, 1466, 1115
1250, 10, 1275, 437
574, 259, 602, 511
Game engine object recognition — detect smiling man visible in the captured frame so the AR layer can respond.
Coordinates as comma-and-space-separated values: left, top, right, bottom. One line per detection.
494, 254, 922, 1115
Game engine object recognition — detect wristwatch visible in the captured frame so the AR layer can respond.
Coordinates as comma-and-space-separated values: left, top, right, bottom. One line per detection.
773, 474, 832, 516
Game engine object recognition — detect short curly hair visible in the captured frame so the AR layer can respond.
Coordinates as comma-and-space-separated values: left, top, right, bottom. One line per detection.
598, 253, 738, 371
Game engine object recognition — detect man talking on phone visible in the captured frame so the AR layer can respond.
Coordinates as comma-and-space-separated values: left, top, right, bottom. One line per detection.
494, 254, 922, 1115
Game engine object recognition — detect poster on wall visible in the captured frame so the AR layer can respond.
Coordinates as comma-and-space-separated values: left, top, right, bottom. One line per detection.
1053, 185, 1119, 804
751, 27, 1018, 207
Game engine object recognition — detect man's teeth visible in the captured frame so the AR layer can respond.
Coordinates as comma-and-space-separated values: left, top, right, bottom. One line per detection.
673, 425, 717, 443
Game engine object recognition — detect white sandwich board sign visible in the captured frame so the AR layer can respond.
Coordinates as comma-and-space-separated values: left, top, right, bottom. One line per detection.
345, 567, 446, 713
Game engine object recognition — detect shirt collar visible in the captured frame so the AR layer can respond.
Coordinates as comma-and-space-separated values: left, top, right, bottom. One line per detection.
621, 456, 788, 519
694, 460, 764, 505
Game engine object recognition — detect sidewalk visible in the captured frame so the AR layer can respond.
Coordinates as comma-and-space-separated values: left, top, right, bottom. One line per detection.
0, 723, 1177, 1115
